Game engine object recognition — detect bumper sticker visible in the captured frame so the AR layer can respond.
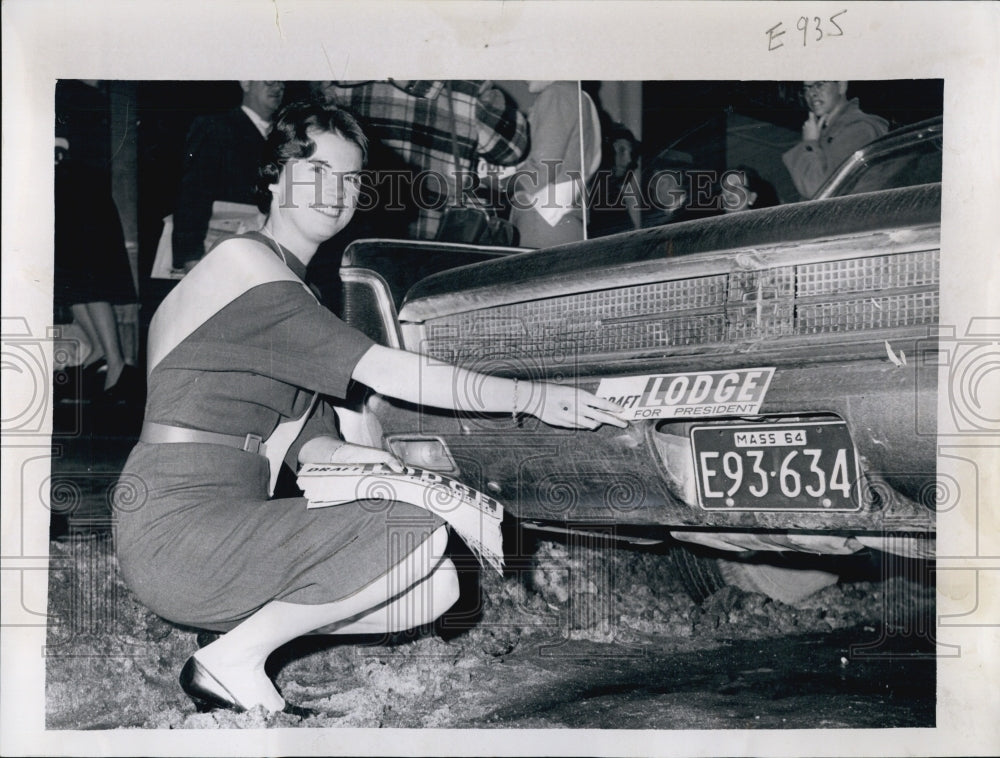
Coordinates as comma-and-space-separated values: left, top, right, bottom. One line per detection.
596, 368, 775, 420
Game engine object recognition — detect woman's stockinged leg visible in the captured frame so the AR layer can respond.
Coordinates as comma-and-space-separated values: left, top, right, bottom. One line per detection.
311, 554, 459, 636
192, 525, 456, 712
71, 302, 126, 388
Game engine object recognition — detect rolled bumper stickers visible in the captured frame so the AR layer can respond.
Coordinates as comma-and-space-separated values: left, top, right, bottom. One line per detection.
596, 368, 775, 420
298, 463, 504, 574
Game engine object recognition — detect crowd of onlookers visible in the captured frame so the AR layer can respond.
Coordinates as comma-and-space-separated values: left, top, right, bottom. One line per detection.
54, 79, 889, 406
159, 78, 886, 259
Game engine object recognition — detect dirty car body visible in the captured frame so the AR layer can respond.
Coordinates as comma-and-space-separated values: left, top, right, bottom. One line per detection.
337, 117, 942, 566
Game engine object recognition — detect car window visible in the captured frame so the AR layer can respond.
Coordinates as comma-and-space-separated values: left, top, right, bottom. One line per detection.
829, 135, 943, 197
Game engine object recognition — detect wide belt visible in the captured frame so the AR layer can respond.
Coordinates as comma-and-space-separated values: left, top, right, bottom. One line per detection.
140, 421, 267, 456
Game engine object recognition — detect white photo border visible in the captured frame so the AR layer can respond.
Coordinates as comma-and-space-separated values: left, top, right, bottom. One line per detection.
2, 1, 998, 756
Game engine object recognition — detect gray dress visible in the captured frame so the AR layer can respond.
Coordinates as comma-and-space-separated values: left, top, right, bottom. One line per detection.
115, 245, 439, 631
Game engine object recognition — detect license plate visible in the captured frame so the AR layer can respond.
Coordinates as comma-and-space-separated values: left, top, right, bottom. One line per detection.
691, 421, 861, 511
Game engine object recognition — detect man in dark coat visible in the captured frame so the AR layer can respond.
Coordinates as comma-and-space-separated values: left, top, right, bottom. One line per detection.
171, 81, 285, 270
782, 81, 888, 200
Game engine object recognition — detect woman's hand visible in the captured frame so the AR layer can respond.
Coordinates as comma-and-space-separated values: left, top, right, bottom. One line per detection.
530, 383, 629, 430
329, 442, 405, 473
298, 436, 405, 472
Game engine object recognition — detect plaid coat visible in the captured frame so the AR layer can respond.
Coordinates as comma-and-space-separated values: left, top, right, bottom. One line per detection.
326, 80, 529, 240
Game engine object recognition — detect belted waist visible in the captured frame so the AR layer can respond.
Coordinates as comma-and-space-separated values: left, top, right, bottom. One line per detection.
140, 421, 267, 456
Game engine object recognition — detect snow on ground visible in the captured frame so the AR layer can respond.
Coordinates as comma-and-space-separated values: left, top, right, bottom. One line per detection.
45, 534, 931, 729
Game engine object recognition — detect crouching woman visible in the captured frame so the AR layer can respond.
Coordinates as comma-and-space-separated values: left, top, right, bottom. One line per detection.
115, 100, 627, 715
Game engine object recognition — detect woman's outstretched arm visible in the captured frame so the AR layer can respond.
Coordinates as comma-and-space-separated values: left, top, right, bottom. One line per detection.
351, 344, 627, 430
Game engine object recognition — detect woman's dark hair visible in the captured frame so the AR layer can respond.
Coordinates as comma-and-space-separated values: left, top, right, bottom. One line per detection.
603, 122, 640, 173
255, 100, 369, 212
607, 123, 639, 152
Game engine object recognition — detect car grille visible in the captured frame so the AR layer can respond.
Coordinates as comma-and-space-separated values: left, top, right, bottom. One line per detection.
420, 249, 939, 363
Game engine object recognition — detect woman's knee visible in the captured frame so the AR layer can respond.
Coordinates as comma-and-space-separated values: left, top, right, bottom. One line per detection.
403, 524, 449, 580
428, 524, 449, 557
405, 558, 459, 628
381, 558, 458, 632
428, 557, 459, 620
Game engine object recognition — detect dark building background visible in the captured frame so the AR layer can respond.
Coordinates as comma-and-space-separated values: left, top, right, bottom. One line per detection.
79, 79, 943, 358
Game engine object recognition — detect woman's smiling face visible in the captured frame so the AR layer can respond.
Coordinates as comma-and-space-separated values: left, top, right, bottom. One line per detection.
271, 128, 364, 245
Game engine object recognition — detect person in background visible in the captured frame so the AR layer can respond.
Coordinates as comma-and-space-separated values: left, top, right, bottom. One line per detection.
172, 81, 285, 271
588, 122, 641, 238
509, 81, 602, 248
718, 165, 779, 213
55, 137, 139, 400
313, 80, 529, 241
115, 101, 627, 716
54, 80, 139, 402
782, 81, 888, 200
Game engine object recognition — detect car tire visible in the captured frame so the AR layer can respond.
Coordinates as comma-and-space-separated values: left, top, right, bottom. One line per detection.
669, 547, 839, 605
667, 546, 728, 603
